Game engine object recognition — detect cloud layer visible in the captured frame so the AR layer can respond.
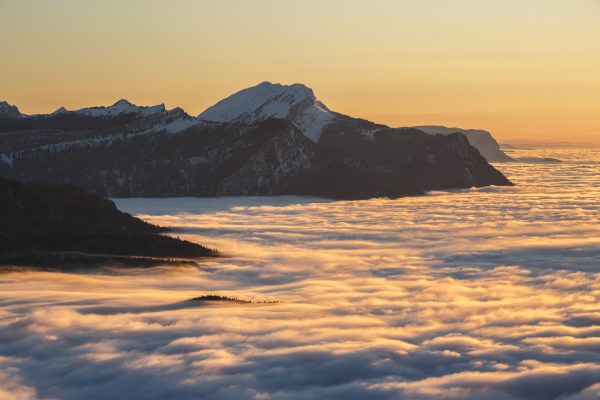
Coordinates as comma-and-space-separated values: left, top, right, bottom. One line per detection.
1, 147, 599, 399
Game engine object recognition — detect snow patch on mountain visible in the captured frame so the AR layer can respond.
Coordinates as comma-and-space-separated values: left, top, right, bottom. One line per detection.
154, 115, 198, 134
0, 153, 14, 167
360, 128, 384, 140
199, 82, 334, 142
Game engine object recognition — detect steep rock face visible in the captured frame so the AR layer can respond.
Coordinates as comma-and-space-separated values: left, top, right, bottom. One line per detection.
285, 128, 511, 199
413, 125, 513, 162
214, 120, 317, 195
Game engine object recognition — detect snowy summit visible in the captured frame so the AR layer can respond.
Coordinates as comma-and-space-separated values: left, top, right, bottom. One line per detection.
199, 82, 335, 142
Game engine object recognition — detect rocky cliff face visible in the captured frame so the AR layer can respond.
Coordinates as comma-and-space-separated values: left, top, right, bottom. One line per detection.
287, 127, 511, 199
0, 83, 513, 199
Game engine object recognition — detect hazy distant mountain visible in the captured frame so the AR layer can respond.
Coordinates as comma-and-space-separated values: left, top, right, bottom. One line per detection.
413, 126, 512, 162
0, 83, 512, 199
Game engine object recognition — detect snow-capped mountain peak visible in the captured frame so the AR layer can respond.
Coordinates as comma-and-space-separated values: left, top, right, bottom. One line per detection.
74, 99, 166, 118
199, 82, 335, 142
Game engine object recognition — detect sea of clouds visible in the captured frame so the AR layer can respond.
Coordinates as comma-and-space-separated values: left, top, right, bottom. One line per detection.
1, 148, 599, 400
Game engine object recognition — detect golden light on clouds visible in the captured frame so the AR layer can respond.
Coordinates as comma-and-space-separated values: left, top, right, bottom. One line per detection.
1, 0, 599, 143
1, 147, 600, 398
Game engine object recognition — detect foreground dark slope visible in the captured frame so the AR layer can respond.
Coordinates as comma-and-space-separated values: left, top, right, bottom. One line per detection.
0, 178, 217, 268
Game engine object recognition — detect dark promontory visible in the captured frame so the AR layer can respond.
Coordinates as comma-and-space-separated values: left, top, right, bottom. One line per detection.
0, 178, 217, 269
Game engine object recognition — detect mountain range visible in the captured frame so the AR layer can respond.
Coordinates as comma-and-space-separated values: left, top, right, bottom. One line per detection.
0, 82, 512, 199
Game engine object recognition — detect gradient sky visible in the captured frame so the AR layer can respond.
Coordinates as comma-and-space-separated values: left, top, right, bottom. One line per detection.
1, 0, 599, 144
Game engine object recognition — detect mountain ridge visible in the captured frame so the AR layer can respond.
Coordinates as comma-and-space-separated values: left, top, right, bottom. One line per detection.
0, 82, 512, 162
0, 82, 513, 200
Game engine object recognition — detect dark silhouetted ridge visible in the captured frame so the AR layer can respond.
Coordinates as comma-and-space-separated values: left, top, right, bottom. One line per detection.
0, 178, 218, 269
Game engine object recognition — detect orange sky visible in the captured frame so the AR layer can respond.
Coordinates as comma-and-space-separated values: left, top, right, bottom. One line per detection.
1, 0, 599, 144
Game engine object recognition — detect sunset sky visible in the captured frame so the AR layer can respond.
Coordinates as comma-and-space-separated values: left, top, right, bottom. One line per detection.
1, 0, 599, 144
